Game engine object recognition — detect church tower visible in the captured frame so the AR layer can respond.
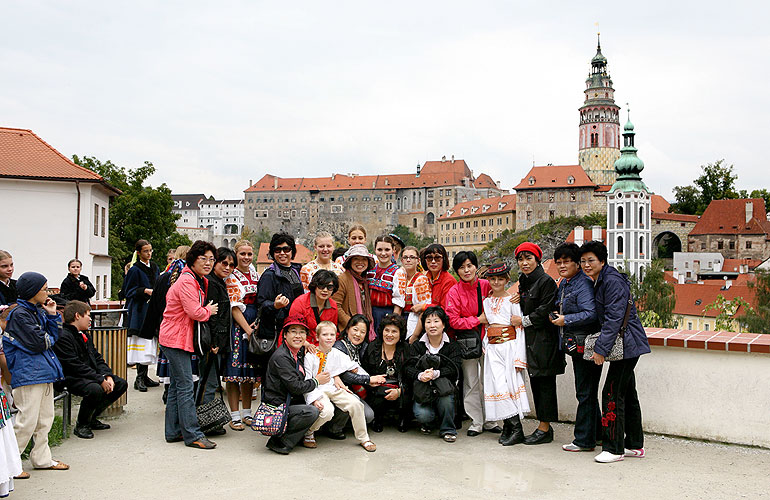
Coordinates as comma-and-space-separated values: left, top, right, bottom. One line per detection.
606, 110, 651, 277
579, 34, 621, 186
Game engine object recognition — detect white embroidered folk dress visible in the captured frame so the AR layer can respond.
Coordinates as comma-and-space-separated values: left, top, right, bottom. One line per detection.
482, 296, 530, 421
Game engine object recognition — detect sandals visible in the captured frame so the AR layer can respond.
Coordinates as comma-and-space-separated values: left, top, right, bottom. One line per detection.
360, 440, 376, 452
229, 420, 245, 431
303, 432, 317, 448
242, 415, 254, 426
34, 460, 69, 470
14, 472, 30, 479
442, 434, 457, 443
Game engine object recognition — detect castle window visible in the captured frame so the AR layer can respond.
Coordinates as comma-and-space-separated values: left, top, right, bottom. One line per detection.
617, 206, 624, 227
617, 236, 624, 256
567, 176, 575, 185
729, 240, 735, 250
549, 210, 555, 219
570, 192, 576, 202
590, 133, 598, 147
427, 213, 434, 224
746, 241, 752, 249
527, 193, 533, 203
548, 192, 555, 202
718, 241, 723, 250
528, 177, 535, 186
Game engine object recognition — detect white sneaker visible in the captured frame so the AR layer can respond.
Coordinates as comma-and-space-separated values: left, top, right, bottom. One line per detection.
624, 448, 645, 458
563, 442, 595, 452
594, 451, 624, 463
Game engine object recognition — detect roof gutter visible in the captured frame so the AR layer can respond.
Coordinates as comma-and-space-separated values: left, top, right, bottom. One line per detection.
75, 180, 81, 259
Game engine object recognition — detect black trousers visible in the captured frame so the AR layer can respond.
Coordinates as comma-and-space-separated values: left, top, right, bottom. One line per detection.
572, 356, 603, 448
70, 376, 128, 425
276, 404, 319, 450
601, 357, 644, 455
529, 375, 559, 423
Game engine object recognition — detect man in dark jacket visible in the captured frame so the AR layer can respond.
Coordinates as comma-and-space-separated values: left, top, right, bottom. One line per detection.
512, 242, 565, 445
54, 301, 127, 439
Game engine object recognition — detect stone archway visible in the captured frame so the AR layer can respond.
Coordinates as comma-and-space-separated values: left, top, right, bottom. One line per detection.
653, 231, 682, 259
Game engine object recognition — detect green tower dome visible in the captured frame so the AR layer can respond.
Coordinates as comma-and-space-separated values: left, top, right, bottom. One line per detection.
609, 110, 649, 194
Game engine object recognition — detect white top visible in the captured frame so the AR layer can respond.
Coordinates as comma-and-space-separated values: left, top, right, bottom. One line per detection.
483, 295, 523, 326
303, 348, 361, 404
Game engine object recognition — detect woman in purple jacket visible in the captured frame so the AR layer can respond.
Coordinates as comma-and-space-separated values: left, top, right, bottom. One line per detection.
579, 241, 651, 464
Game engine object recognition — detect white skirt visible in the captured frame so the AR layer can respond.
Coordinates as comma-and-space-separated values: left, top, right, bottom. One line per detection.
0, 422, 22, 497
127, 336, 158, 365
483, 339, 530, 421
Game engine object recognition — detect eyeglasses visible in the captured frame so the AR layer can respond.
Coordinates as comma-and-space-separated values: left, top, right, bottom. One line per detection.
402, 255, 418, 261
285, 330, 307, 337
219, 261, 235, 268
425, 255, 443, 262
197, 257, 216, 264
274, 246, 292, 254
580, 258, 599, 265
317, 284, 335, 291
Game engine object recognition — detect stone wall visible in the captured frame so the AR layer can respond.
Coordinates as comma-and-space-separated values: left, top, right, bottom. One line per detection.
688, 234, 770, 260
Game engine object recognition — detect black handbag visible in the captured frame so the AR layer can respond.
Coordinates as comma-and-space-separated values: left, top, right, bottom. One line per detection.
248, 307, 278, 356
190, 272, 212, 357
195, 354, 231, 433
412, 353, 459, 404
454, 283, 483, 360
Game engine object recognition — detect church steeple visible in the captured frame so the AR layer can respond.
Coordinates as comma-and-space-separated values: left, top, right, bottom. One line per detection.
578, 33, 621, 186
609, 107, 649, 194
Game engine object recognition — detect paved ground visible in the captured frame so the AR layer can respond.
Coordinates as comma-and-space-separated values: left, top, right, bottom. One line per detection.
12, 369, 770, 500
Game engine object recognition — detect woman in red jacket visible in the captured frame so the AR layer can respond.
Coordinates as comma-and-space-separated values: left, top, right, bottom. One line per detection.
159, 240, 219, 450
419, 244, 456, 325
287, 270, 339, 348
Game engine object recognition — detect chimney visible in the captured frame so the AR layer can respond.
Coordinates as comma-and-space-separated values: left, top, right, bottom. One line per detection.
331, 173, 336, 180
451, 155, 455, 163
678, 275, 685, 284
574, 226, 584, 246
746, 201, 753, 223
714, 259, 722, 273
416, 163, 421, 177
274, 177, 278, 190
249, 179, 253, 187
591, 225, 602, 242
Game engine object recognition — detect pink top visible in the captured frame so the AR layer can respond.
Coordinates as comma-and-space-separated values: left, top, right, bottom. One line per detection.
445, 278, 492, 336
159, 268, 211, 353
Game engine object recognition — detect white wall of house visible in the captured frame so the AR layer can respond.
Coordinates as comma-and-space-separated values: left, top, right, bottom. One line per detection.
0, 178, 113, 298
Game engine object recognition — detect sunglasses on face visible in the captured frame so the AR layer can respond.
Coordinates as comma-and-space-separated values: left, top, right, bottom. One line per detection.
317, 283, 335, 291
426, 255, 443, 262
274, 246, 292, 254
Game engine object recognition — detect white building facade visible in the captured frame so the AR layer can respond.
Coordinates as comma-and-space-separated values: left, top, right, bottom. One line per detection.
199, 199, 244, 248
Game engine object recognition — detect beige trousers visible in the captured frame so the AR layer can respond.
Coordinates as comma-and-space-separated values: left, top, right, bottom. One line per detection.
13, 383, 55, 468
309, 389, 370, 443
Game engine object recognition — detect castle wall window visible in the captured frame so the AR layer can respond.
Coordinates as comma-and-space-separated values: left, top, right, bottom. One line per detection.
746, 241, 752, 249
427, 213, 434, 224
549, 192, 555, 202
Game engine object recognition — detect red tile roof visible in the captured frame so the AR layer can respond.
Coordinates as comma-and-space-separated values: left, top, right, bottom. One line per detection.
514, 165, 596, 190
256, 242, 314, 266
673, 283, 756, 317
722, 258, 763, 272
439, 194, 517, 220
652, 212, 700, 222
244, 159, 498, 193
690, 198, 770, 236
594, 185, 612, 193
0, 127, 117, 192
651, 194, 670, 213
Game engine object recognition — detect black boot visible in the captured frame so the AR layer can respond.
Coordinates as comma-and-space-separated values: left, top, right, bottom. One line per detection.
134, 376, 147, 392
501, 416, 525, 446
74, 423, 94, 439
137, 364, 159, 387
499, 417, 514, 444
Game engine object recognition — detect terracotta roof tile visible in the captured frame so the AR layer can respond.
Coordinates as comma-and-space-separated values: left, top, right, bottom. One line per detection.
651, 194, 670, 213
256, 242, 314, 266
0, 127, 104, 182
652, 212, 700, 222
722, 258, 763, 272
673, 283, 757, 317
690, 198, 770, 236
438, 194, 517, 220
513, 165, 596, 190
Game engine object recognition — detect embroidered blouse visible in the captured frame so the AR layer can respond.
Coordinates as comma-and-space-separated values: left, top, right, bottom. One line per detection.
392, 268, 432, 312
367, 262, 400, 308
225, 264, 260, 313
299, 259, 344, 292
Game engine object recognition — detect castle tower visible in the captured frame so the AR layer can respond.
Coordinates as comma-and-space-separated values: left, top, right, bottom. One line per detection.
606, 110, 651, 277
579, 34, 621, 186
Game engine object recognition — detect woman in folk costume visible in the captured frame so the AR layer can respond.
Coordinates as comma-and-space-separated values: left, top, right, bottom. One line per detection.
334, 225, 367, 266
481, 262, 529, 446
223, 239, 260, 431
299, 232, 343, 292
392, 246, 431, 343
125, 239, 160, 392
0, 305, 23, 492
367, 235, 400, 335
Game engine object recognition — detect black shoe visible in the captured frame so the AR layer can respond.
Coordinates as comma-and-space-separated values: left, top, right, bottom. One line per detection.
371, 421, 384, 433
397, 419, 410, 433
90, 419, 111, 430
485, 425, 503, 434
143, 376, 160, 387
467, 429, 482, 437
187, 437, 217, 449
74, 424, 94, 439
134, 377, 147, 392
501, 417, 525, 446
162, 386, 168, 404
205, 427, 226, 437
499, 418, 514, 444
523, 427, 554, 445
266, 437, 291, 455
322, 428, 347, 440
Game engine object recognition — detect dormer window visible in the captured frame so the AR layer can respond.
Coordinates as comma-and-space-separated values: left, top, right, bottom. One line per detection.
528, 176, 535, 185
470, 207, 478, 214
498, 202, 506, 210
567, 176, 575, 185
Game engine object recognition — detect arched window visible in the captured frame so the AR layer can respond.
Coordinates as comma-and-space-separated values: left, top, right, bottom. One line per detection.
617, 236, 624, 256
590, 133, 598, 147
617, 206, 624, 227
427, 212, 435, 224
640, 236, 645, 256
639, 206, 644, 227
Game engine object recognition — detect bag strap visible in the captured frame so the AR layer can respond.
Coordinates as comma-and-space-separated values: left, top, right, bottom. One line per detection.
618, 297, 633, 338
475, 282, 483, 316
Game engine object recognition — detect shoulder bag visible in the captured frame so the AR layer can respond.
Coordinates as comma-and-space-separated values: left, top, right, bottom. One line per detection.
583, 297, 632, 362
454, 283, 483, 360
248, 307, 278, 356
251, 355, 299, 436
195, 353, 232, 433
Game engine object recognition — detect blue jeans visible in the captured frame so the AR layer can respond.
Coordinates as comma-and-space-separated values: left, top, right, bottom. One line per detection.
197, 353, 220, 405
162, 345, 204, 444
413, 394, 456, 436
572, 355, 603, 448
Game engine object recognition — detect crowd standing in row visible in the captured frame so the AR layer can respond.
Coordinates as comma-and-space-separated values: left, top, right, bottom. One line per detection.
0, 225, 651, 492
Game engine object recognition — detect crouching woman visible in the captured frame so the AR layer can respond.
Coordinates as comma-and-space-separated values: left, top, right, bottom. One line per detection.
403, 306, 462, 443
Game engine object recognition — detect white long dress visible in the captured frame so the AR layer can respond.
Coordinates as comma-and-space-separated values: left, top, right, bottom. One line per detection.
482, 296, 530, 421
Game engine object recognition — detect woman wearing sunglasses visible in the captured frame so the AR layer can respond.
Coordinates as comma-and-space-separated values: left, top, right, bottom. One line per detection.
287, 270, 340, 347
419, 244, 456, 324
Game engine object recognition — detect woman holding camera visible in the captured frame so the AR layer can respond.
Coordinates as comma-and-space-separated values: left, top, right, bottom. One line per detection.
404, 306, 462, 443
550, 243, 601, 453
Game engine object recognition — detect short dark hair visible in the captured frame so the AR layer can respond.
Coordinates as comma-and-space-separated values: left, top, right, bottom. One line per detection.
374, 235, 395, 249
579, 241, 608, 264
554, 243, 581, 263
342, 314, 370, 339
216, 246, 236, 264
63, 300, 91, 324
516, 250, 540, 264
421, 306, 449, 330
452, 251, 478, 273
67, 258, 82, 267
309, 269, 339, 294
186, 240, 217, 268
135, 239, 151, 252
420, 244, 449, 272
377, 313, 405, 340
332, 247, 347, 262
269, 233, 297, 259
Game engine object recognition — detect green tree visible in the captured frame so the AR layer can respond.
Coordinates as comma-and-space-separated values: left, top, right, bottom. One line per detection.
630, 260, 677, 328
738, 188, 770, 210
390, 225, 435, 250
73, 155, 186, 298
703, 295, 754, 332
241, 226, 271, 250
743, 270, 770, 334
669, 160, 739, 215
669, 185, 702, 215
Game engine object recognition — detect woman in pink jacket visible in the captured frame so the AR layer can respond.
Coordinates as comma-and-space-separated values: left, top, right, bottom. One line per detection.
445, 251, 501, 437
159, 240, 219, 450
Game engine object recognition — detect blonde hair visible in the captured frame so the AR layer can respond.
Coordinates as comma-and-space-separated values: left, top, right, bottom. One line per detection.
174, 245, 191, 260
316, 321, 337, 336
234, 239, 254, 253
0, 250, 12, 261
348, 225, 366, 238
313, 231, 334, 247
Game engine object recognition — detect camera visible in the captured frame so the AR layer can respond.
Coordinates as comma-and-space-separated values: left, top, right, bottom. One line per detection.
549, 311, 559, 321
563, 335, 578, 355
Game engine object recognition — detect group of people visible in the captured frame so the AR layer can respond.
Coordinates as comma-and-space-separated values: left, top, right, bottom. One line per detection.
0, 249, 128, 495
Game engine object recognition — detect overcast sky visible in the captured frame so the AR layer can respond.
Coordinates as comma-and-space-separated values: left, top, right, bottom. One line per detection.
2, 1, 767, 201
